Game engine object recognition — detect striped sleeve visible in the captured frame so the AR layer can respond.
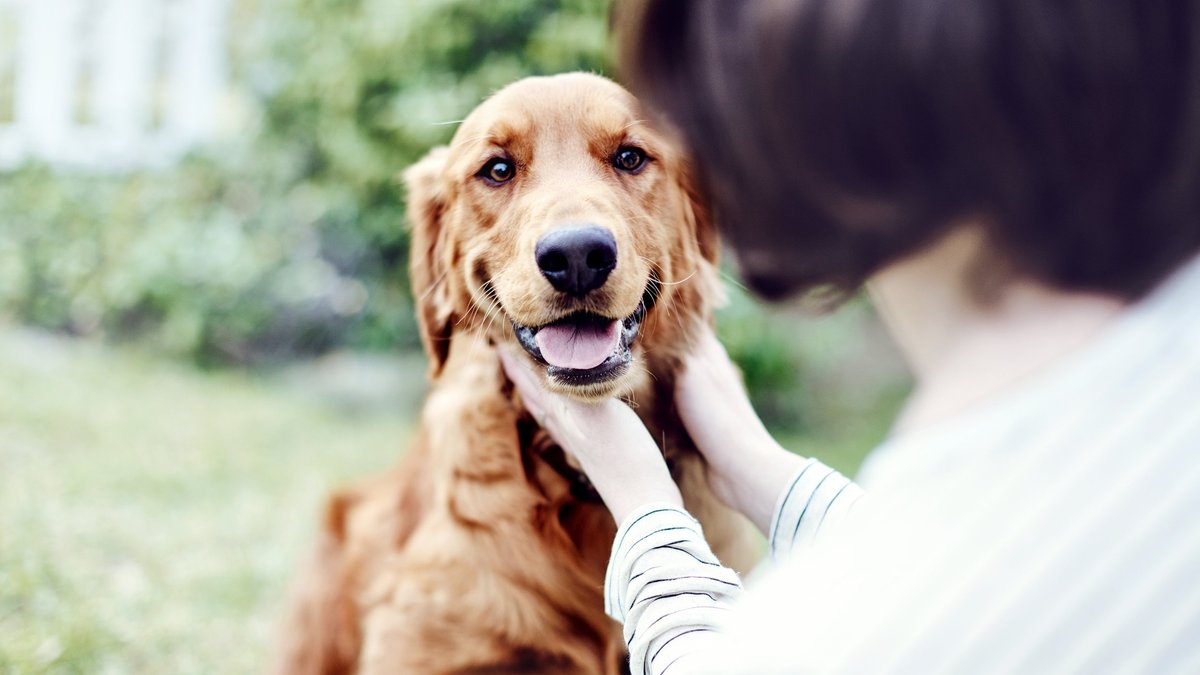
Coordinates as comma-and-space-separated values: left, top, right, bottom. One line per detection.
605, 503, 741, 675
767, 459, 863, 560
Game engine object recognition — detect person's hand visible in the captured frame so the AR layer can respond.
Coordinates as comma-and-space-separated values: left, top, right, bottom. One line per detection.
675, 326, 807, 532
498, 348, 682, 523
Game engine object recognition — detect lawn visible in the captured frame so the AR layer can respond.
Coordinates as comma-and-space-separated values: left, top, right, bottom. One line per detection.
0, 319, 899, 674
0, 329, 419, 674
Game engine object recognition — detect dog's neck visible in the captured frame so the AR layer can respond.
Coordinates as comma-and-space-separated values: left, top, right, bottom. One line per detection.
634, 352, 694, 459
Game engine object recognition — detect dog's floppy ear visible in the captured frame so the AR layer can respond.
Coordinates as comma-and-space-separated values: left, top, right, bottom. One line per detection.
680, 161, 721, 266
677, 158, 727, 309
405, 146, 455, 379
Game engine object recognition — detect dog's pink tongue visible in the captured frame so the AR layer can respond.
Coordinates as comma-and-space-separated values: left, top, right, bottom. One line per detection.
535, 320, 621, 370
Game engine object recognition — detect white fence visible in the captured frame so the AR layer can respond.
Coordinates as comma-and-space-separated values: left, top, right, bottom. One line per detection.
0, 0, 229, 171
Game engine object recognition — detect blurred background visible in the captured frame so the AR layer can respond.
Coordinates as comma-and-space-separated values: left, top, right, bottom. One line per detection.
0, 0, 909, 672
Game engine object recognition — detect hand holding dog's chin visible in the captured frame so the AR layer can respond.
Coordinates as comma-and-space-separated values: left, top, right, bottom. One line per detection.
676, 327, 808, 533
498, 349, 683, 524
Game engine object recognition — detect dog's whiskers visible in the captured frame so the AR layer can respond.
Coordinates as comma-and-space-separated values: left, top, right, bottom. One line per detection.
718, 268, 752, 293
642, 362, 659, 384
477, 282, 507, 335
419, 271, 448, 303
458, 295, 483, 327
656, 270, 697, 286
633, 253, 698, 289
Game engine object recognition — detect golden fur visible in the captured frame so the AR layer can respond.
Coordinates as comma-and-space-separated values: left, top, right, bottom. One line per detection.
270, 73, 758, 675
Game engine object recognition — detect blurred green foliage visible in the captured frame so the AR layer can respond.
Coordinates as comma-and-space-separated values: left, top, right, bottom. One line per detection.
0, 0, 611, 363
0, 0, 875, 430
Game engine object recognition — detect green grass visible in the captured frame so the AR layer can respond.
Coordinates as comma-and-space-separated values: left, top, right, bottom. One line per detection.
0, 329, 415, 674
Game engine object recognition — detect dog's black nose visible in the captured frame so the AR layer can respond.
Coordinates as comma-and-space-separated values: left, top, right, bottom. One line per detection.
535, 225, 618, 297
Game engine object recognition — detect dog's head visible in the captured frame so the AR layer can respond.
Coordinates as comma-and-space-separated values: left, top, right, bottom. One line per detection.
405, 73, 720, 401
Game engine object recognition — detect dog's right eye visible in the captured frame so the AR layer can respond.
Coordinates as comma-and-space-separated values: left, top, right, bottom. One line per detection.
478, 158, 515, 185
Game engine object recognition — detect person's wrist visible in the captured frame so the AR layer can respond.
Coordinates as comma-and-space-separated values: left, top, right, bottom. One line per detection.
602, 477, 683, 525
565, 399, 682, 522
709, 432, 803, 532
705, 420, 782, 479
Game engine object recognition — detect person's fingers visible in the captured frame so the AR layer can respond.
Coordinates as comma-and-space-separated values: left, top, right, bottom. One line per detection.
495, 348, 682, 520
498, 348, 540, 402
498, 347, 582, 444
697, 323, 724, 355
700, 327, 739, 377
498, 348, 549, 418
679, 328, 726, 394
683, 325, 721, 371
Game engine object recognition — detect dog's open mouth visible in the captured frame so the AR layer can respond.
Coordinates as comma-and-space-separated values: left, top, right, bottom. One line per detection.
511, 285, 657, 387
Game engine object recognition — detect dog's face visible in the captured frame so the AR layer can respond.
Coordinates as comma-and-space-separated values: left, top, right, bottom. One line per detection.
406, 73, 719, 400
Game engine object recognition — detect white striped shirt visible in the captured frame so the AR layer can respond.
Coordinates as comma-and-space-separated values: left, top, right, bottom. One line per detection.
605, 253, 1200, 674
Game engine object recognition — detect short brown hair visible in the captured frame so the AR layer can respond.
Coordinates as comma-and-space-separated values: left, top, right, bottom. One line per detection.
615, 0, 1200, 301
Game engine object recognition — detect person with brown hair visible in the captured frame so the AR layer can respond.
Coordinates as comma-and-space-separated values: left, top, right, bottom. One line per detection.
500, 1, 1200, 672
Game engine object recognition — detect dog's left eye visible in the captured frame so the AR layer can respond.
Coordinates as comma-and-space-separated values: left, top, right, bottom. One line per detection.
612, 147, 647, 173
478, 158, 516, 185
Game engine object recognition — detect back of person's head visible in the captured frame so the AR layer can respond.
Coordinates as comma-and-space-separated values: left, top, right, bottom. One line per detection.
615, 0, 1200, 302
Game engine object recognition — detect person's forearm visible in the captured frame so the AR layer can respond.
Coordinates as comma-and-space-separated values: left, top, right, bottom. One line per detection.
673, 328, 821, 533
705, 432, 809, 533
606, 503, 741, 675
703, 428, 864, 557
576, 449, 683, 524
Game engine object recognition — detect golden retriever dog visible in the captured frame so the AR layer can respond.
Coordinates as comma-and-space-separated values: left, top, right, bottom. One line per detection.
271, 72, 758, 675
